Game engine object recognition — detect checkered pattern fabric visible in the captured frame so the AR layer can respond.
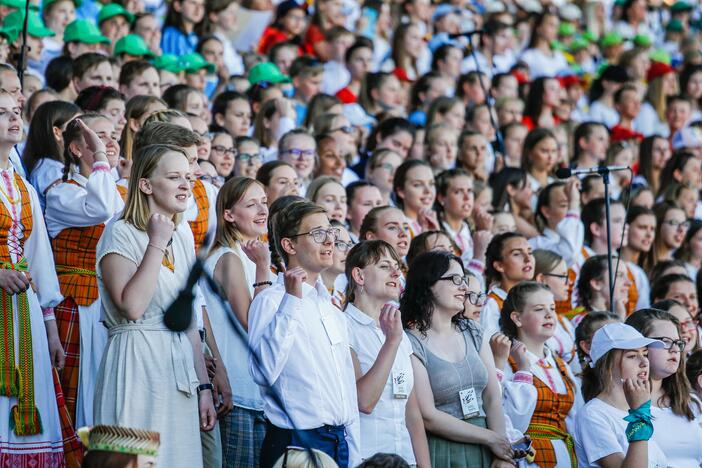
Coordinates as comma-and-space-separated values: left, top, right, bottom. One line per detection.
189, 179, 209, 253
220, 406, 266, 468
53, 367, 83, 466
55, 297, 80, 427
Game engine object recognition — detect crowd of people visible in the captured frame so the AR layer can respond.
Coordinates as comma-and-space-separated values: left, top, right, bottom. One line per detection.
2, 0, 702, 466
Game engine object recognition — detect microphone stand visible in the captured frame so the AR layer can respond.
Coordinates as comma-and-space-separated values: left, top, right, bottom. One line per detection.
601, 167, 615, 314
15, 0, 32, 87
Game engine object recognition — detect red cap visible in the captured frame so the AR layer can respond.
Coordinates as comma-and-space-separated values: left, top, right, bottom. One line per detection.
392, 67, 412, 83
558, 75, 581, 88
512, 70, 529, 85
646, 61, 675, 82
611, 126, 644, 143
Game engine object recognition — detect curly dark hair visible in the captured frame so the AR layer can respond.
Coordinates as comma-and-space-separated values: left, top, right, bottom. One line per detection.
400, 250, 465, 335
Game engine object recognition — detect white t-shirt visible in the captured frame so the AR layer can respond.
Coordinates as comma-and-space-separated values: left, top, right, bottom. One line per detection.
575, 398, 667, 468
650, 404, 702, 468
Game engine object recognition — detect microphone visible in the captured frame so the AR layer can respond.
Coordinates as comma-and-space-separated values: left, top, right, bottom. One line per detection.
555, 165, 630, 179
448, 29, 484, 39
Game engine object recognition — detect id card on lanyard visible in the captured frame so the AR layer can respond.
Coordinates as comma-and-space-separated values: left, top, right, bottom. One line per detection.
459, 388, 480, 418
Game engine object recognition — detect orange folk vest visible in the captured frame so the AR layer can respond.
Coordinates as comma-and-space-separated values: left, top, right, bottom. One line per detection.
0, 173, 33, 261
189, 179, 209, 253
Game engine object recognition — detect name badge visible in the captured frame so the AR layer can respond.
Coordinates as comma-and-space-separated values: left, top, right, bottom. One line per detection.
392, 371, 409, 399
459, 388, 480, 419
321, 314, 343, 345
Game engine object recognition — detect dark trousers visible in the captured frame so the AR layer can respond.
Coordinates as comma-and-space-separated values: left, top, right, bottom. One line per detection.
260, 422, 349, 468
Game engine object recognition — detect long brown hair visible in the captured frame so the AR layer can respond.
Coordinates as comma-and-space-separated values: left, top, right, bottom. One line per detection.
626, 308, 698, 420
344, 240, 402, 306
213, 176, 265, 250
581, 348, 621, 402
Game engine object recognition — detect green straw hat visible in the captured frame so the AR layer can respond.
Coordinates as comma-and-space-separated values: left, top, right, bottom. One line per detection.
180, 52, 215, 73
63, 19, 110, 44
114, 34, 154, 57
97, 3, 135, 25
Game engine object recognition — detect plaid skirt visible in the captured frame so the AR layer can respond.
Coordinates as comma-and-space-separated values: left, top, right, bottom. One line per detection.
427, 417, 492, 468
220, 406, 267, 468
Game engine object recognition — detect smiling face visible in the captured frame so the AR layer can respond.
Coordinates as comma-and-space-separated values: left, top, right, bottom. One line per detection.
280, 134, 316, 180
511, 288, 557, 343
265, 164, 300, 202
398, 165, 436, 215
317, 137, 346, 179
365, 207, 410, 257
285, 211, 335, 273
85, 117, 120, 168
140, 151, 191, 216
430, 259, 468, 313
355, 249, 402, 303
314, 180, 347, 223
225, 182, 268, 239
330, 225, 351, 275
646, 319, 682, 379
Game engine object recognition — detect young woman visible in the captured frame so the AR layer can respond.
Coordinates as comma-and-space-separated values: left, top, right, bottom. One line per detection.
381, 22, 428, 82
360, 206, 411, 262
522, 77, 563, 130
359, 72, 405, 117
344, 240, 430, 465
405, 230, 455, 268
652, 299, 700, 355
575, 322, 667, 467
256, 160, 300, 205
119, 95, 167, 161
533, 250, 577, 365
207, 129, 235, 179
44, 114, 124, 429
577, 255, 632, 321
573, 311, 621, 376
403, 251, 513, 467
425, 125, 459, 174
233, 136, 263, 180
161, 0, 204, 55
674, 219, 702, 282
199, 0, 244, 76
202, 176, 271, 467
620, 205, 656, 304
257, 0, 307, 55
252, 98, 297, 163
635, 135, 671, 196
464, 271, 487, 322
436, 169, 476, 268
482, 232, 535, 337
94, 144, 216, 466
23, 100, 80, 209
499, 281, 580, 468
489, 167, 538, 238
530, 179, 584, 266
74, 86, 127, 135
0, 91, 66, 466
519, 12, 568, 79
522, 128, 558, 194
635, 61, 678, 137
336, 41, 374, 105
321, 221, 352, 307
365, 149, 403, 205
626, 309, 702, 467
588, 65, 629, 129
306, 176, 347, 224
393, 160, 438, 238
642, 201, 689, 272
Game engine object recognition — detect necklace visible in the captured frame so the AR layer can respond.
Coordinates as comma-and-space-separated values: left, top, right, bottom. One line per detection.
0, 173, 18, 205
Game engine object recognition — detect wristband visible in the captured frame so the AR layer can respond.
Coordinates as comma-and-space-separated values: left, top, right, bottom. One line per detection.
253, 281, 273, 288
623, 400, 653, 442
197, 383, 214, 395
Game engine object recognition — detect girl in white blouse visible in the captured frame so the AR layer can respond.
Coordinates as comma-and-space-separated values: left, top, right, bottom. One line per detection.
344, 240, 429, 465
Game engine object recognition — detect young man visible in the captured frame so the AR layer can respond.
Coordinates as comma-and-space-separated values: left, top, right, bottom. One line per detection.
118, 60, 161, 98
289, 56, 324, 126
72, 52, 115, 92
248, 200, 360, 468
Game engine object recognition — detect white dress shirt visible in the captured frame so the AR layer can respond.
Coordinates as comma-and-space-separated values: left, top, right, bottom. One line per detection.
528, 213, 585, 266
248, 274, 361, 466
345, 303, 415, 463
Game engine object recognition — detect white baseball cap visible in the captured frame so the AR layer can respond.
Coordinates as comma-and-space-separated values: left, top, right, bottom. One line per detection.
589, 323, 664, 367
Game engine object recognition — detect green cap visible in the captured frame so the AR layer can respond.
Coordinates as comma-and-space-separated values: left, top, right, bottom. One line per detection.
650, 48, 672, 65
248, 62, 290, 85
0, 0, 24, 8
114, 33, 154, 57
614, 0, 626, 6
570, 37, 590, 52
97, 3, 134, 25
558, 22, 576, 37
600, 31, 623, 47
633, 33, 652, 47
63, 19, 110, 44
43, 0, 81, 9
3, 10, 54, 41
153, 54, 185, 73
671, 0, 693, 12
180, 52, 215, 73
583, 30, 598, 43
666, 18, 685, 32
551, 40, 566, 51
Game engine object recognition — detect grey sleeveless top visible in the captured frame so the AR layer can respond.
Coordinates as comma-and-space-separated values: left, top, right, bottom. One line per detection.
407, 320, 488, 419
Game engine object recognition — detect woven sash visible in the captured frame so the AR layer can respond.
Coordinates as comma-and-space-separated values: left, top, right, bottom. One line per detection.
0, 258, 42, 435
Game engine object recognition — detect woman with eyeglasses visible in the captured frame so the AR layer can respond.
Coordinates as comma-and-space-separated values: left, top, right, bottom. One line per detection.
365, 149, 403, 205
234, 136, 263, 179
207, 129, 235, 179
653, 299, 700, 355
201, 176, 271, 466
626, 309, 702, 467
402, 250, 513, 468
464, 270, 487, 321
321, 220, 353, 308
533, 249, 577, 366
642, 201, 689, 273
343, 240, 429, 465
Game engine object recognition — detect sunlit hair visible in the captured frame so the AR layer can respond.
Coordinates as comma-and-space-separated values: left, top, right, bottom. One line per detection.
213, 177, 265, 250
122, 144, 188, 230
499, 281, 552, 339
